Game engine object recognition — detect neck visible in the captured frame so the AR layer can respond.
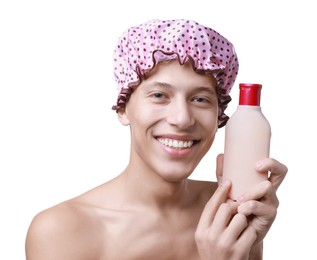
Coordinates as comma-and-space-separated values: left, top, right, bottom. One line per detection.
118, 167, 190, 209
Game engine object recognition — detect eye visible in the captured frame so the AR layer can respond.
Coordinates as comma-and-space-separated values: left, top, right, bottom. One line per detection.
192, 95, 217, 108
148, 91, 169, 104
193, 97, 208, 103
152, 92, 165, 99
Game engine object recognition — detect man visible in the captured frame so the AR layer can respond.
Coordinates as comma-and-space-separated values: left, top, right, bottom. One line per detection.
26, 19, 287, 259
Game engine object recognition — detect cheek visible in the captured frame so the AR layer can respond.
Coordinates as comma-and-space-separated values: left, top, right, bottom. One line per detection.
128, 106, 158, 131
197, 108, 218, 127
196, 111, 218, 143
133, 103, 166, 123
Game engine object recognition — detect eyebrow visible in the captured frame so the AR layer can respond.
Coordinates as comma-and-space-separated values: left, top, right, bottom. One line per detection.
146, 81, 216, 95
194, 86, 217, 95
148, 81, 172, 88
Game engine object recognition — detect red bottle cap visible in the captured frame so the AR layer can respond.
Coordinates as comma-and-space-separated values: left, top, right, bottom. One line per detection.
239, 83, 262, 106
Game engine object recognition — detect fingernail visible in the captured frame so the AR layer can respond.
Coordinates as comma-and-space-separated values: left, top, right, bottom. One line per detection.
256, 160, 263, 169
237, 195, 244, 203
221, 179, 230, 187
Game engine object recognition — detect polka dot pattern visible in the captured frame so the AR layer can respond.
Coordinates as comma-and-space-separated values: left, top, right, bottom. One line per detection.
112, 19, 239, 127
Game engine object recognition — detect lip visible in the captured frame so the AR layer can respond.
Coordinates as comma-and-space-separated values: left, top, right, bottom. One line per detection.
155, 134, 199, 141
155, 134, 200, 158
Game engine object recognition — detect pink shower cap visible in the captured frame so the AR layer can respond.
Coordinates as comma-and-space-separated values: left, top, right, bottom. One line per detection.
112, 19, 239, 127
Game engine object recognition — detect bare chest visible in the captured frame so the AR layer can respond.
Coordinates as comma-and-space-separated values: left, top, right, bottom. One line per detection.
100, 209, 200, 260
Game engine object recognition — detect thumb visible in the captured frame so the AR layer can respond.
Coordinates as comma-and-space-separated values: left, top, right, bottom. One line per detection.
216, 153, 224, 184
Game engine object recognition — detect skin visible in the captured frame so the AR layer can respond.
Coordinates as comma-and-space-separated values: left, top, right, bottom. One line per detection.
25, 60, 288, 260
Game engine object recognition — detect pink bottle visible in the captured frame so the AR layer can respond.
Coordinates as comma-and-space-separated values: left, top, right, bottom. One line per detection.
222, 83, 271, 200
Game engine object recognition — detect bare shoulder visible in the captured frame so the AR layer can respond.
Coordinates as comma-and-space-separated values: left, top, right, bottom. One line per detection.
25, 197, 103, 260
187, 179, 218, 203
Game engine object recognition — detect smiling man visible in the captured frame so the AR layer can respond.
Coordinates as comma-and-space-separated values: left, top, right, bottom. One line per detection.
119, 60, 219, 183
26, 19, 288, 260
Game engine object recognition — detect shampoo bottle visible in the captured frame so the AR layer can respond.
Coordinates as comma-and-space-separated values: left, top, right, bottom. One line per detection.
222, 83, 271, 200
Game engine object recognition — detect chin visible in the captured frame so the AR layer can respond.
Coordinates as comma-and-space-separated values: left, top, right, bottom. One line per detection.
158, 167, 194, 183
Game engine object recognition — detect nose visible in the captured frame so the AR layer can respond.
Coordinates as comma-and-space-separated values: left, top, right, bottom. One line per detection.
166, 99, 195, 129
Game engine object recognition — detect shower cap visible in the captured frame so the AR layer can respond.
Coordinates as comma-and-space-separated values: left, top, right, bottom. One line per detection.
112, 19, 239, 127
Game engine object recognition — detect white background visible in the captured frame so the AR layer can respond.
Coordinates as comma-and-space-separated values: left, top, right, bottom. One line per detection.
0, 0, 315, 259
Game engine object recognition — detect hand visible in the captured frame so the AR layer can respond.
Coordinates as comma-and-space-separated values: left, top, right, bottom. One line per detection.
236, 157, 288, 243
195, 155, 257, 260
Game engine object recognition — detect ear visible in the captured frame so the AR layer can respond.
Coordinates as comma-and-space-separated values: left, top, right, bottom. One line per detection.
117, 107, 130, 126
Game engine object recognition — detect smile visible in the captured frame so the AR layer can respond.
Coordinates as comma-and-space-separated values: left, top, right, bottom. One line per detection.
157, 138, 197, 149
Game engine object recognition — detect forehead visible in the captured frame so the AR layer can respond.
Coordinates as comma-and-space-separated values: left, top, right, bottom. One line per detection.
142, 60, 217, 90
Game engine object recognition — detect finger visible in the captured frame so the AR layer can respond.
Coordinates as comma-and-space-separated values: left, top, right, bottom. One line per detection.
235, 226, 257, 254
197, 180, 231, 230
224, 213, 249, 243
238, 180, 279, 208
216, 153, 224, 184
211, 202, 238, 235
237, 200, 277, 219
255, 158, 288, 190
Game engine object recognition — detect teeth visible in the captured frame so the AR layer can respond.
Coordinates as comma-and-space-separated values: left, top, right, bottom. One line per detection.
158, 138, 194, 149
